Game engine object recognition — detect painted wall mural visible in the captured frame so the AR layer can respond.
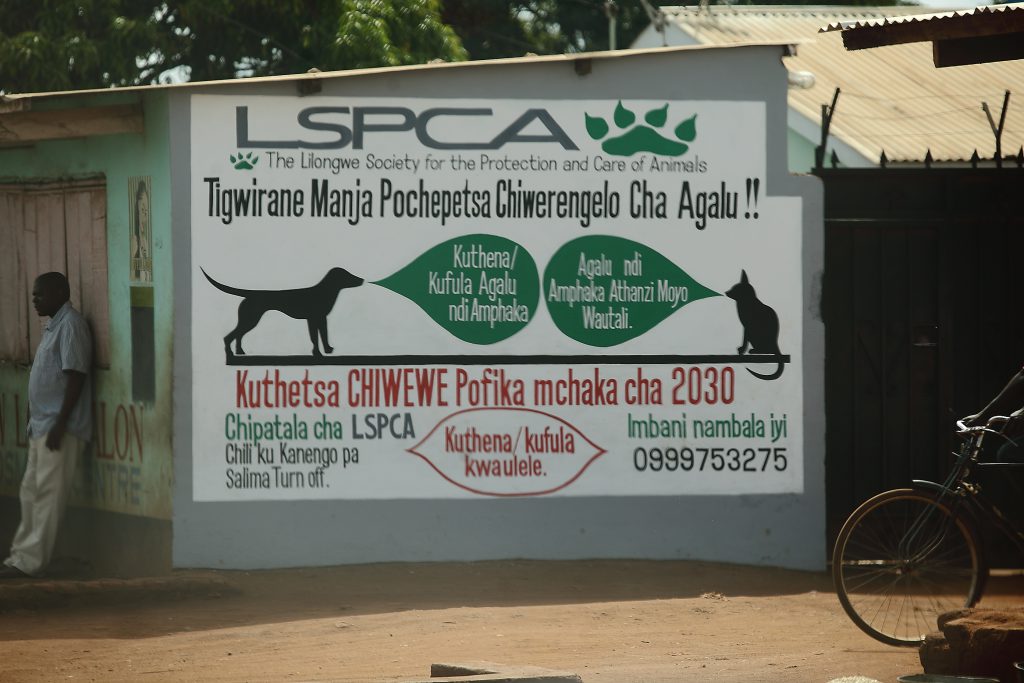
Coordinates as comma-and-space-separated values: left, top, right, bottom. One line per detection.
129, 175, 153, 283
190, 95, 802, 501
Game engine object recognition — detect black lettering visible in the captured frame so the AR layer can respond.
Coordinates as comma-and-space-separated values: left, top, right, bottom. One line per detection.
297, 107, 353, 149
236, 106, 299, 149
353, 107, 416, 149
416, 108, 492, 149
489, 109, 578, 150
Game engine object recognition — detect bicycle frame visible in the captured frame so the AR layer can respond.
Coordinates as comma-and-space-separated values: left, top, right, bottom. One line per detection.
831, 415, 1023, 646
909, 420, 1024, 561
911, 479, 1024, 553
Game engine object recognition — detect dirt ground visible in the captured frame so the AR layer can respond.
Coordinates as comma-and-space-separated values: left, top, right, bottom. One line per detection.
0, 560, 1021, 683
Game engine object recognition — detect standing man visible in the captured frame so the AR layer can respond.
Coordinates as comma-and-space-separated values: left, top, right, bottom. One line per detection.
1, 272, 93, 578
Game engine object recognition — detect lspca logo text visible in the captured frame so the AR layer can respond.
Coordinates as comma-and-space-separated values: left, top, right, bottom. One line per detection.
235, 105, 579, 151
234, 102, 699, 157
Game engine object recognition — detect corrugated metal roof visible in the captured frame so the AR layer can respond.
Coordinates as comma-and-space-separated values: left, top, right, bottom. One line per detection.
659, 5, 1024, 163
820, 2, 1023, 32
818, 2, 1024, 66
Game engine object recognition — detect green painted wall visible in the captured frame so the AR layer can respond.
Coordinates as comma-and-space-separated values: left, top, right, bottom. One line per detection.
788, 128, 817, 174
0, 91, 173, 521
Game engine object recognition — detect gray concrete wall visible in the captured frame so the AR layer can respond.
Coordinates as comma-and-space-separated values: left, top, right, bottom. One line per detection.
171, 45, 826, 570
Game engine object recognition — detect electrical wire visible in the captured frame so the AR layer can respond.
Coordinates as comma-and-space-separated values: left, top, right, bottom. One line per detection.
862, 129, 1019, 138
838, 106, 984, 121
840, 89, 1014, 103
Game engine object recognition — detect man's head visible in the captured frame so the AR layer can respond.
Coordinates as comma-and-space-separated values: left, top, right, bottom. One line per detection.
32, 272, 70, 318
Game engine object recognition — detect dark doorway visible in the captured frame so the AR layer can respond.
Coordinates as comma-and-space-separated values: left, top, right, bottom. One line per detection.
819, 167, 1024, 564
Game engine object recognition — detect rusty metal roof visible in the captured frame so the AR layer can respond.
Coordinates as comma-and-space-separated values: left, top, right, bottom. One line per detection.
820, 3, 1022, 34
820, 3, 1024, 68
659, 5, 1024, 163
819, 2, 1019, 29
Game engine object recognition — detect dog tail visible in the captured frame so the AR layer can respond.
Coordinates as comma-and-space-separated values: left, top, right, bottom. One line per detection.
201, 268, 251, 298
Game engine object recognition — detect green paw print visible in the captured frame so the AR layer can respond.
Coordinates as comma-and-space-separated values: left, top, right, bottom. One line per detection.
230, 152, 259, 170
585, 102, 697, 157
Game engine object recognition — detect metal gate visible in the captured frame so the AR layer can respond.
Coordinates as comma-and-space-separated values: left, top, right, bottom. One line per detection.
819, 166, 1024, 560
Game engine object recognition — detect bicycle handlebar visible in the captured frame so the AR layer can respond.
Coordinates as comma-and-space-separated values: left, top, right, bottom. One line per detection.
956, 415, 1016, 440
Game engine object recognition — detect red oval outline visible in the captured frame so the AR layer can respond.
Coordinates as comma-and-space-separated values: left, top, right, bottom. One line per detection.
408, 406, 607, 497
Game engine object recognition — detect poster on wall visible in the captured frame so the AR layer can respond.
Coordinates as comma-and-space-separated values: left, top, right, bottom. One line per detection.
129, 175, 153, 283
190, 95, 803, 501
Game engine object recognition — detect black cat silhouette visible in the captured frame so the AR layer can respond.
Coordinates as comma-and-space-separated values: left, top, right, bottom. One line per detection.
725, 270, 784, 380
203, 267, 363, 356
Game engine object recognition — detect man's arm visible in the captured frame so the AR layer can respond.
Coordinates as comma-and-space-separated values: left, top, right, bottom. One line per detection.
964, 368, 1024, 426
45, 370, 86, 451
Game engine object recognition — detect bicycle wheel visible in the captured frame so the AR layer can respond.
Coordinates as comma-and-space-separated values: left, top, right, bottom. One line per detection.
832, 488, 985, 647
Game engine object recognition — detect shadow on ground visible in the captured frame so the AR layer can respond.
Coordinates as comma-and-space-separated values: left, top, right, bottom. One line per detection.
0, 559, 837, 641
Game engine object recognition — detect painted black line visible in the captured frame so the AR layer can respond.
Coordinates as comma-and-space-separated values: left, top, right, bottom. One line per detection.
224, 354, 792, 366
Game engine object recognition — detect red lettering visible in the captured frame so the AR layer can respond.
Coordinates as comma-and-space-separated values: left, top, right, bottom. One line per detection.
96, 402, 115, 459
130, 405, 144, 461
114, 404, 130, 460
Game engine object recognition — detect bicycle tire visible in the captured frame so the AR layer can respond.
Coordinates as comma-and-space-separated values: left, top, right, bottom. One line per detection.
832, 488, 985, 647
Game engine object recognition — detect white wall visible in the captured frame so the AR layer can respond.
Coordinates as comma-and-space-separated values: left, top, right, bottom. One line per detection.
170, 46, 827, 570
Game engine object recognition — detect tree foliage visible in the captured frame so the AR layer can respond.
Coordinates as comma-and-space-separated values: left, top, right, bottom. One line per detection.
442, 0, 911, 61
0, 0, 466, 94
170, 0, 466, 82
0, 0, 165, 92
440, 0, 542, 61
1, 0, 916, 94
441, 1, 656, 59
532, 1, 656, 54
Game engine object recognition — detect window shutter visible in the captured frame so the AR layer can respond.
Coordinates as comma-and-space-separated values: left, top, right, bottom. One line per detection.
0, 179, 109, 367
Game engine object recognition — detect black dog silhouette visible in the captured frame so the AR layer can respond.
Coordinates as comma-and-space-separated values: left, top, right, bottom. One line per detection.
203, 267, 363, 356
725, 270, 784, 380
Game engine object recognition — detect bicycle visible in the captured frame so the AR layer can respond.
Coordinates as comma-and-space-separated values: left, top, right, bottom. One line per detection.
832, 415, 1024, 646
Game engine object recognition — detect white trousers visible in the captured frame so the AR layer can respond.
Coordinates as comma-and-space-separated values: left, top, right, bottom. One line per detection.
4, 434, 83, 576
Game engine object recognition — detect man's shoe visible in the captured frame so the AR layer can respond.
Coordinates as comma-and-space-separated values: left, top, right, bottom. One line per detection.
0, 565, 29, 579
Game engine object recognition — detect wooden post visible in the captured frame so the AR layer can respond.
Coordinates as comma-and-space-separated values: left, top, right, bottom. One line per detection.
982, 90, 1011, 168
815, 88, 841, 171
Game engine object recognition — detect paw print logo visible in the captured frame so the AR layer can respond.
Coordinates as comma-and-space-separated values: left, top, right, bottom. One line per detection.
585, 101, 697, 157
230, 152, 259, 170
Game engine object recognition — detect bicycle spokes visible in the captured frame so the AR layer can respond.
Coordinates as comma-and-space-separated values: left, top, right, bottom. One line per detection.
833, 490, 982, 646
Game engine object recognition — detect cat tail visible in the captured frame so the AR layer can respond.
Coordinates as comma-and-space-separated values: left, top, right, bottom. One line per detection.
746, 361, 784, 381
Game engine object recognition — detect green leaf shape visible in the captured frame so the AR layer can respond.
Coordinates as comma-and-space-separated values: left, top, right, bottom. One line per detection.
585, 113, 610, 140
544, 235, 719, 347
613, 101, 636, 129
374, 234, 539, 345
645, 104, 669, 128
675, 114, 697, 142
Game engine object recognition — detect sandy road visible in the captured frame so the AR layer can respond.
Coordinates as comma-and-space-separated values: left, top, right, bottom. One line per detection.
1, 560, 1020, 682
